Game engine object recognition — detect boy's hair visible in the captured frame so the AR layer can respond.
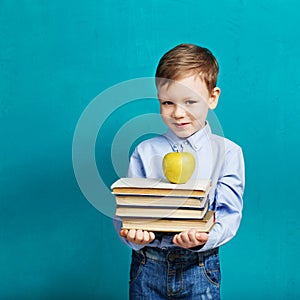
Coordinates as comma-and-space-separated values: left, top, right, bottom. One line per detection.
155, 43, 219, 92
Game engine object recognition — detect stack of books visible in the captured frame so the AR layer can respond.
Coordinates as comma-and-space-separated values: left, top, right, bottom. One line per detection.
111, 177, 215, 232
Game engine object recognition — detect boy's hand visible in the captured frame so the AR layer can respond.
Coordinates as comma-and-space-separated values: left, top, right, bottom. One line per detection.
173, 229, 208, 249
120, 229, 155, 245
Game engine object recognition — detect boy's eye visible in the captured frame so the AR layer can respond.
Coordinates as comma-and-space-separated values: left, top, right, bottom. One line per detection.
185, 100, 197, 105
161, 101, 174, 106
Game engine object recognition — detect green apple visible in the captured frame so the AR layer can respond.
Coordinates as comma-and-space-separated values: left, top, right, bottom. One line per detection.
162, 152, 195, 184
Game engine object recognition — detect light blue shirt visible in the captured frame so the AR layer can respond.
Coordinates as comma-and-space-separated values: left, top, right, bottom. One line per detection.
115, 123, 245, 252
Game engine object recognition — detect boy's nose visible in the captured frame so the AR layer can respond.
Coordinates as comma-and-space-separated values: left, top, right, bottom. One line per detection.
172, 105, 186, 119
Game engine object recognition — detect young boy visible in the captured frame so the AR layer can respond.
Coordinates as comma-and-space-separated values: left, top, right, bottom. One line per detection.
115, 43, 245, 299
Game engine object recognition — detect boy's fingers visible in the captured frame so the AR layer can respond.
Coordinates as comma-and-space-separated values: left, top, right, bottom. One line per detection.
172, 235, 177, 245
121, 228, 156, 245
173, 231, 205, 248
127, 229, 137, 240
187, 230, 198, 243
178, 232, 190, 243
174, 233, 183, 245
143, 231, 150, 242
120, 229, 128, 237
149, 232, 155, 241
136, 229, 144, 242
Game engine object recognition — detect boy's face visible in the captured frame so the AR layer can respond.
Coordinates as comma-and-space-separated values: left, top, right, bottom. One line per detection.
157, 75, 220, 138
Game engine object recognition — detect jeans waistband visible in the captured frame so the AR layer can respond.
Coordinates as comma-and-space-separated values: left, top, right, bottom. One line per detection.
136, 246, 218, 264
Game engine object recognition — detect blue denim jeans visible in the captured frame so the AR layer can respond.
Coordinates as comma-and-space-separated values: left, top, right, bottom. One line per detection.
129, 246, 220, 299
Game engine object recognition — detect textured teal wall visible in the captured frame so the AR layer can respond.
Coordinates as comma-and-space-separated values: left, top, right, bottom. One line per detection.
1, 0, 299, 299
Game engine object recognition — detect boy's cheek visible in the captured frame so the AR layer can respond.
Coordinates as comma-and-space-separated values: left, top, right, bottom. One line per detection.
160, 113, 169, 122
160, 107, 168, 115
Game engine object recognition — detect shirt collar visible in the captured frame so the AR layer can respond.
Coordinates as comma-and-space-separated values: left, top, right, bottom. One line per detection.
164, 122, 212, 152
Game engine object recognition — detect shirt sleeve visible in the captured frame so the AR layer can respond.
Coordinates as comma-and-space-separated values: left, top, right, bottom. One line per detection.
127, 146, 146, 178
199, 146, 245, 252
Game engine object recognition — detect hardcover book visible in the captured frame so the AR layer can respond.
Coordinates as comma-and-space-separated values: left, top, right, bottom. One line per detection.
111, 178, 211, 197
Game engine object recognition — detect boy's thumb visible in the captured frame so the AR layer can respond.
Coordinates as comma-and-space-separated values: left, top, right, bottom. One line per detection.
196, 232, 205, 242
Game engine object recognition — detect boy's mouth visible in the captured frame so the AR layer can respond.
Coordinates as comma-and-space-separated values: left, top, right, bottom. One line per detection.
174, 122, 191, 128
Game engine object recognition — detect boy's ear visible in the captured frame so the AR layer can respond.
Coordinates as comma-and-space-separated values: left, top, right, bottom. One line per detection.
208, 87, 221, 109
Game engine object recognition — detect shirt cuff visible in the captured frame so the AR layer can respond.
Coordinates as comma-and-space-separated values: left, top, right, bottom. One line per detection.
189, 243, 206, 252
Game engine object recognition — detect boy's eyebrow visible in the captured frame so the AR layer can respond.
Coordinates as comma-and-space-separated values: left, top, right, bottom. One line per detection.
157, 93, 197, 99
182, 96, 199, 100
159, 96, 200, 101
157, 94, 168, 101
157, 93, 203, 102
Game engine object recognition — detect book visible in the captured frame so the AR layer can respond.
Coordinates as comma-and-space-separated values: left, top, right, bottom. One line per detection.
121, 210, 215, 232
116, 201, 209, 219
111, 178, 211, 197
115, 195, 208, 209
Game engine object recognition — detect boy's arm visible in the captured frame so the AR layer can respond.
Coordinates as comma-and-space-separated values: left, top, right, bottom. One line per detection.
197, 146, 245, 252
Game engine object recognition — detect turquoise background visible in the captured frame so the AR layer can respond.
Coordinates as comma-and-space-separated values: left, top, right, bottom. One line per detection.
1, 0, 299, 299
